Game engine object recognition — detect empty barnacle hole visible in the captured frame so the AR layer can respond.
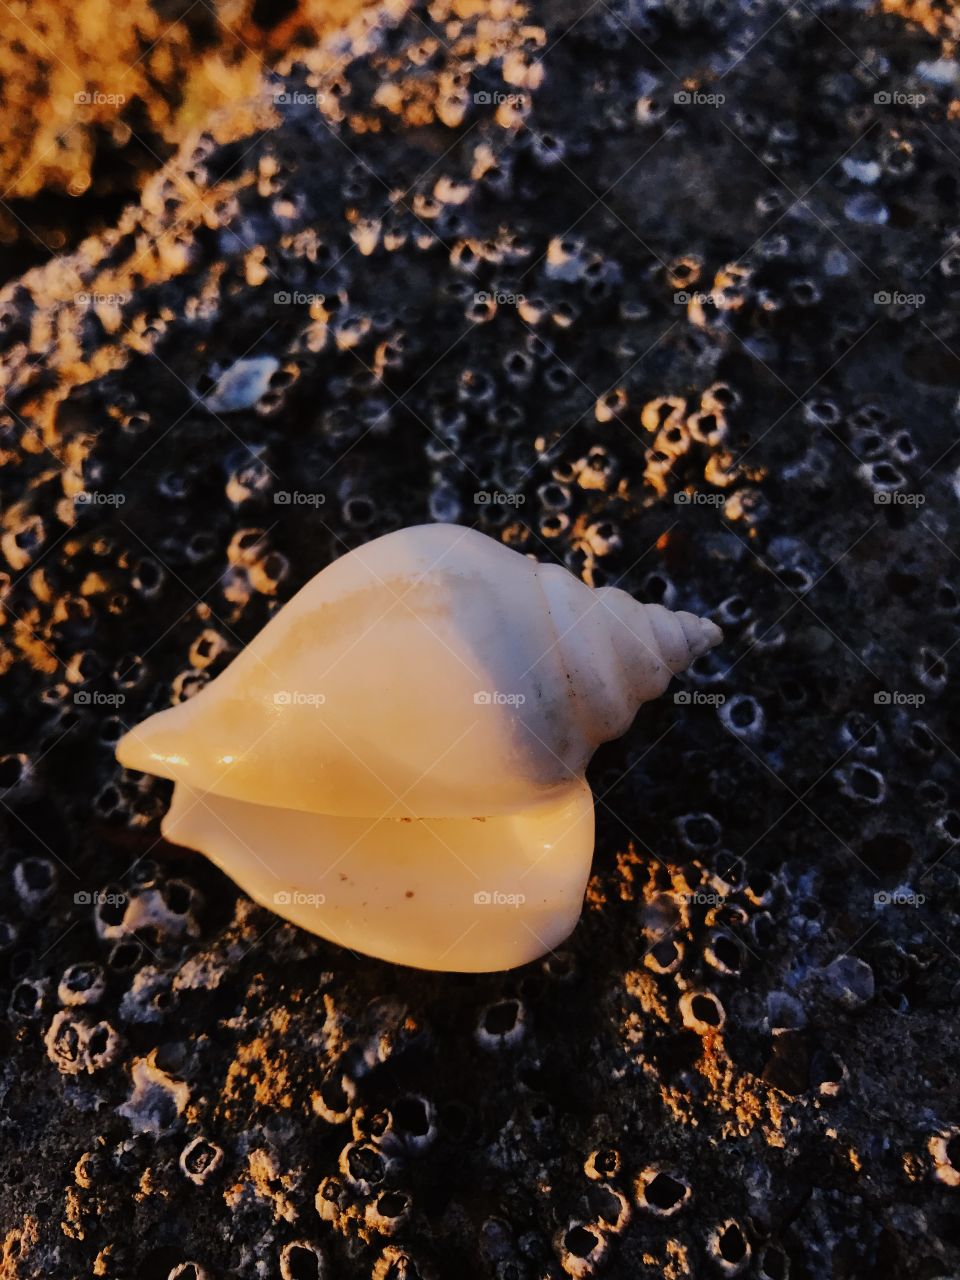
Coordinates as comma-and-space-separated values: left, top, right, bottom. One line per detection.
391, 1094, 436, 1151
635, 1167, 691, 1217
543, 949, 577, 980
724, 695, 769, 746
934, 809, 960, 844
339, 1141, 392, 1194
10, 978, 46, 1020
705, 901, 749, 931
365, 1188, 413, 1236
758, 1245, 790, 1280
315, 1175, 349, 1224
917, 646, 948, 693
342, 496, 377, 529
108, 939, 143, 972
371, 1246, 428, 1280
179, 1135, 224, 1185
352, 1105, 399, 1149
585, 1182, 631, 1234
13, 856, 57, 910
918, 779, 947, 808
667, 255, 701, 290
708, 1220, 751, 1274
189, 629, 231, 671
928, 1130, 960, 1186
171, 668, 210, 703
644, 936, 684, 976
704, 930, 745, 976
744, 869, 775, 908
584, 1147, 621, 1181
716, 595, 751, 628
641, 395, 686, 435
476, 998, 525, 1049
836, 762, 886, 805
679, 990, 725, 1035
677, 812, 722, 854
279, 1241, 327, 1280
0, 754, 34, 798
556, 1221, 607, 1279
58, 962, 105, 1007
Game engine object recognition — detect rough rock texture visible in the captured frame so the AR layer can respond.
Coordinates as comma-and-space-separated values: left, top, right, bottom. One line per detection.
1, 0, 959, 1276
0, 0, 378, 279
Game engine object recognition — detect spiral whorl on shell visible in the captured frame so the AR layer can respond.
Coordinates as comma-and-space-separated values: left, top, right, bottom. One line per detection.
117, 524, 721, 972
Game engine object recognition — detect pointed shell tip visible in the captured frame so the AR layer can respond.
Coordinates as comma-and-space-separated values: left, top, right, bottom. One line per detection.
695, 617, 723, 658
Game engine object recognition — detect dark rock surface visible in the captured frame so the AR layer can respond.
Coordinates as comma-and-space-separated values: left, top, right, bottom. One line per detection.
1, 0, 959, 1276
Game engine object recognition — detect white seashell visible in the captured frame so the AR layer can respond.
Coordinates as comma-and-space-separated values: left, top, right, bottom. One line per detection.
117, 523, 721, 972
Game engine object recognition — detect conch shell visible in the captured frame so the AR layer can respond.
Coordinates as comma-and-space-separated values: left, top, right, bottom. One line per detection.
117, 524, 720, 971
